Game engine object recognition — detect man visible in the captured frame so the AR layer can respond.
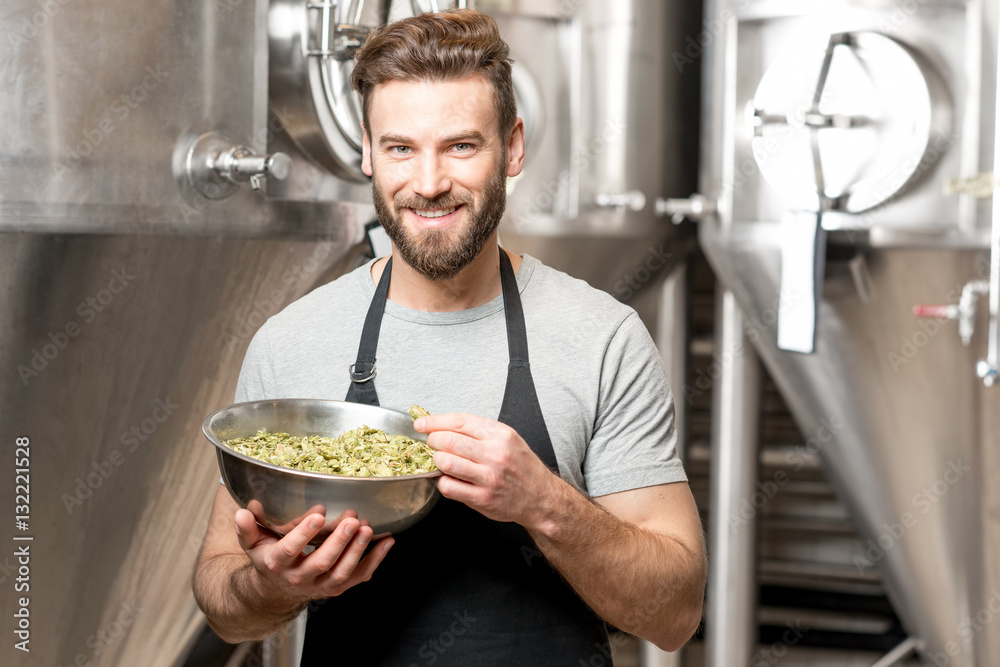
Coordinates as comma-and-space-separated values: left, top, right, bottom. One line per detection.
194, 9, 706, 664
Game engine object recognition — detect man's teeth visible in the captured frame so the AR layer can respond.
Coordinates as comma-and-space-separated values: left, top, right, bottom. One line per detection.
413, 206, 458, 218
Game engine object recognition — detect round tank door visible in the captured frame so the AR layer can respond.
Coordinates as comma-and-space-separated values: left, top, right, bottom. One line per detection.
748, 31, 951, 217
268, 0, 543, 184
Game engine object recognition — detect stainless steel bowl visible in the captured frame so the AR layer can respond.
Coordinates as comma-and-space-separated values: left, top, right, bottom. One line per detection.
203, 399, 442, 541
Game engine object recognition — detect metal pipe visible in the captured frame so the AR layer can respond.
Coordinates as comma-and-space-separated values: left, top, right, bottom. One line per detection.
868, 636, 921, 667
263, 608, 308, 667
641, 264, 689, 667
705, 287, 761, 667
655, 263, 688, 460
985, 11, 1000, 385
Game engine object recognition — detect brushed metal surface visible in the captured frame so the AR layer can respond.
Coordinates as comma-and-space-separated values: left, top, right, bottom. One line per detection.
698, 1, 1000, 663
0, 0, 372, 665
702, 224, 997, 666
727, 3, 984, 239
268, 0, 373, 184
204, 399, 441, 539
490, 0, 698, 295
0, 232, 363, 667
0, 0, 374, 235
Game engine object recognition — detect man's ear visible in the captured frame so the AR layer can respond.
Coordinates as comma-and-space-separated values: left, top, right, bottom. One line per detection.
506, 118, 526, 178
361, 123, 373, 177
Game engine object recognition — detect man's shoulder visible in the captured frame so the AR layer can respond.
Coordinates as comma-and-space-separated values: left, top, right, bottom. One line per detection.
521, 254, 634, 322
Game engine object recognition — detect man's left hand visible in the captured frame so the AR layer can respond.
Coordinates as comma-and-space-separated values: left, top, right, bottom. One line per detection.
413, 413, 559, 525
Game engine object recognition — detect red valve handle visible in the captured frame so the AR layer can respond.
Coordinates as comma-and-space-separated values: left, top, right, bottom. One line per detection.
912, 304, 959, 319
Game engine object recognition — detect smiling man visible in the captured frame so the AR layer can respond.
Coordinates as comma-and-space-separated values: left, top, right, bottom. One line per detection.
193, 9, 706, 665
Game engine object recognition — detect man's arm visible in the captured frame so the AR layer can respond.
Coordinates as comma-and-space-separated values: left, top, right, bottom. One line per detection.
192, 485, 394, 643
415, 413, 706, 652
538, 481, 706, 650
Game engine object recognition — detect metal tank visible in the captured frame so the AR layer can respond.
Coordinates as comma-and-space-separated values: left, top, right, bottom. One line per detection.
676, 0, 1000, 664
480, 0, 698, 297
0, 0, 373, 665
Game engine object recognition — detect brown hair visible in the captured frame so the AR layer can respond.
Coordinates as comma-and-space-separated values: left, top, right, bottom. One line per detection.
350, 9, 517, 140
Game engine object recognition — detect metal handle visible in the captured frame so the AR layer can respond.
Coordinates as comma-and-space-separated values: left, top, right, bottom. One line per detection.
654, 193, 717, 224
306, 0, 373, 60
215, 147, 293, 191
595, 190, 646, 212
914, 280, 988, 347
747, 32, 873, 214
179, 132, 294, 200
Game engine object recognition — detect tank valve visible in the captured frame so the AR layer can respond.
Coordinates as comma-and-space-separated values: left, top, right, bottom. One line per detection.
214, 147, 293, 192
913, 280, 988, 346
176, 131, 293, 200
595, 190, 646, 212
654, 194, 717, 224
977, 360, 998, 387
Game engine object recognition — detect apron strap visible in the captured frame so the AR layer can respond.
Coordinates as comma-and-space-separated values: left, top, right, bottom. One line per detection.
345, 256, 392, 406
496, 250, 559, 473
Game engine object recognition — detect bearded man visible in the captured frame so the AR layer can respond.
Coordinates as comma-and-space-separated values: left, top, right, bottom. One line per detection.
193, 9, 706, 664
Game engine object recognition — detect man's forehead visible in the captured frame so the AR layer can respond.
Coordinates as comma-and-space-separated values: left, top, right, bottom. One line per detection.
367, 76, 500, 141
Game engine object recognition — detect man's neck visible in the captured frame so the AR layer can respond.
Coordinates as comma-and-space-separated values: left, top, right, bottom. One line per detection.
370, 240, 522, 312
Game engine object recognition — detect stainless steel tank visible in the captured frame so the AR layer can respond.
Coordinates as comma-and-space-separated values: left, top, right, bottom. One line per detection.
688, 0, 1000, 664
482, 0, 698, 297
0, 0, 371, 665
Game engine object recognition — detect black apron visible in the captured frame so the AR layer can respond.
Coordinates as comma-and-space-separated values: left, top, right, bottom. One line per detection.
300, 249, 610, 666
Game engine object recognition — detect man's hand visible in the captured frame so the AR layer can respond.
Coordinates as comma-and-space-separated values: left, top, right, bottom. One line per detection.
234, 507, 395, 607
414, 412, 705, 651
413, 412, 559, 526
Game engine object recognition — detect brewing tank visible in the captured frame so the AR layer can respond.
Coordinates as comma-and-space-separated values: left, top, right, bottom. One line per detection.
694, 0, 1000, 664
0, 1, 369, 665
484, 0, 700, 297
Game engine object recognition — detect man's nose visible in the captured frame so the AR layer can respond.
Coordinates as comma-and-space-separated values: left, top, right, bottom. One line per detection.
410, 153, 451, 201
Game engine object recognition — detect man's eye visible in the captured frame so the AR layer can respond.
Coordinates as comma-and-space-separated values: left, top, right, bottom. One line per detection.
453, 143, 473, 152
390, 146, 411, 155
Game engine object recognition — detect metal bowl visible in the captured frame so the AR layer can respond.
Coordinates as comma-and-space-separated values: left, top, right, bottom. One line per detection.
203, 399, 442, 542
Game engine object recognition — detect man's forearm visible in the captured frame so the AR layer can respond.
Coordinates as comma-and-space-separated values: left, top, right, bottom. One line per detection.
194, 553, 307, 644
526, 480, 705, 651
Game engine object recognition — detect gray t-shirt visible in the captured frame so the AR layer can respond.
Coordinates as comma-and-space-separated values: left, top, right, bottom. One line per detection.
234, 254, 685, 497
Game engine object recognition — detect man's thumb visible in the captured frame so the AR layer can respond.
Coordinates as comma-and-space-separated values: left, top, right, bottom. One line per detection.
235, 509, 263, 546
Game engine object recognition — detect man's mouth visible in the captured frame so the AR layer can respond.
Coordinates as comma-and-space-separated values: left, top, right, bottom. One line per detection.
408, 204, 464, 222
411, 205, 460, 219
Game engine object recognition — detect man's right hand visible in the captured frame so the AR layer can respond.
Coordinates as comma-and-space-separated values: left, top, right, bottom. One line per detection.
234, 507, 395, 607
193, 485, 395, 643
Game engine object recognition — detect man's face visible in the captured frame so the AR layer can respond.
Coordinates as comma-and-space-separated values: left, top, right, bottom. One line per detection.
362, 76, 524, 280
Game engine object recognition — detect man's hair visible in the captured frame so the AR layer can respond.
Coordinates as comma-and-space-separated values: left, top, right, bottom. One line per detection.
350, 9, 517, 140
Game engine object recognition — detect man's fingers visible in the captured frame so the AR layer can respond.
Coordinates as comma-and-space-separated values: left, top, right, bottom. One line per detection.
321, 536, 395, 595
414, 412, 494, 440
235, 509, 277, 550
318, 524, 374, 584
302, 517, 363, 573
437, 475, 487, 509
432, 450, 487, 483
268, 512, 326, 568
426, 430, 486, 462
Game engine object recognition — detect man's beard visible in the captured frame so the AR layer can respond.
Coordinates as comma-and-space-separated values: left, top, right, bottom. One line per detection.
372, 158, 507, 281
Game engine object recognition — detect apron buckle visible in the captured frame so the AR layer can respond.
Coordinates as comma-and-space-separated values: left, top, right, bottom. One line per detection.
349, 362, 377, 383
